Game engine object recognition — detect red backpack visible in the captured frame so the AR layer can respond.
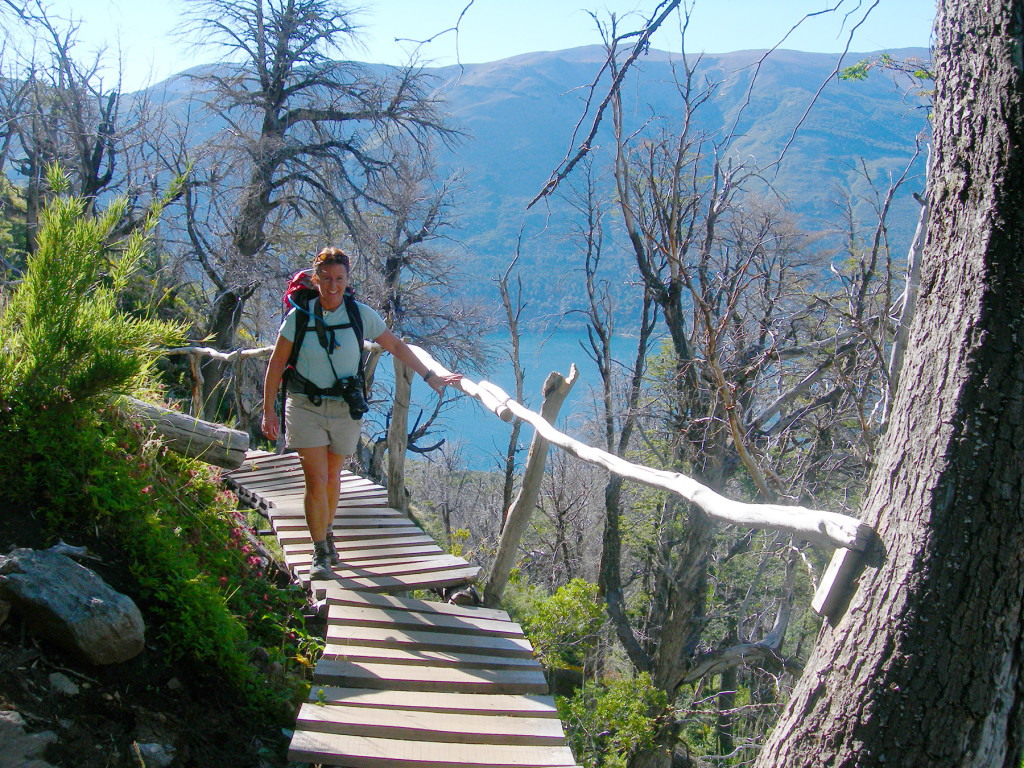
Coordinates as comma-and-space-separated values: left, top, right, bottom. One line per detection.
282, 269, 318, 316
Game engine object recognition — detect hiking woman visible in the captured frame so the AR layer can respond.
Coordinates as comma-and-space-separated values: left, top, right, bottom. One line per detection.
261, 246, 461, 581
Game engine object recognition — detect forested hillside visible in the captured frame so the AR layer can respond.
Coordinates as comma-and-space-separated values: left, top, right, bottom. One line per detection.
434, 45, 930, 316
134, 44, 930, 323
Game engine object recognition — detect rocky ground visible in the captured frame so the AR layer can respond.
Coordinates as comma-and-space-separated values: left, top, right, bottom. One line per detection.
0, 502, 302, 768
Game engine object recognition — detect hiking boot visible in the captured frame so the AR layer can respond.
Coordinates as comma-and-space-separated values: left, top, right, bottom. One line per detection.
308, 551, 334, 581
326, 533, 341, 566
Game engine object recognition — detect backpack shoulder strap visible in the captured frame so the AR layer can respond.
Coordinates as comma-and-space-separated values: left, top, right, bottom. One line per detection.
344, 291, 365, 378
285, 298, 314, 372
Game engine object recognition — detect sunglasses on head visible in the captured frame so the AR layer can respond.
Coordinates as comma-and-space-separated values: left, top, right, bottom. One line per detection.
314, 251, 349, 268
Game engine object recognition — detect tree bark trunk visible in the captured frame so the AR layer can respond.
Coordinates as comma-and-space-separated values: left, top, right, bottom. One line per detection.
387, 354, 414, 515
121, 397, 249, 469
200, 288, 246, 419
756, 3, 1024, 766
483, 367, 577, 607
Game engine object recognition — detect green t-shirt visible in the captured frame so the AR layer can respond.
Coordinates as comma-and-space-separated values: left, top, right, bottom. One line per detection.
279, 299, 387, 390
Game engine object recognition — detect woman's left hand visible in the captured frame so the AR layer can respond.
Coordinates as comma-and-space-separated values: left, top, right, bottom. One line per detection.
429, 373, 462, 394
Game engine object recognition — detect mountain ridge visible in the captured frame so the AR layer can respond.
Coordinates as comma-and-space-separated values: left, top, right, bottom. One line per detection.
138, 45, 931, 325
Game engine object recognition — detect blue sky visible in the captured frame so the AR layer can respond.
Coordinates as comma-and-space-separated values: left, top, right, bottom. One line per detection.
19, 0, 935, 91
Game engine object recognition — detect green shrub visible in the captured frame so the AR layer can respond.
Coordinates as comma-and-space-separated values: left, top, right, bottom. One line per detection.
559, 673, 671, 768
0, 169, 316, 719
0, 165, 187, 416
506, 578, 604, 670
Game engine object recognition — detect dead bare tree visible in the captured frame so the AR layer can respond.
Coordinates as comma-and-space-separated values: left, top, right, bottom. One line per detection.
0, 4, 144, 250
173, 0, 461, 416
495, 250, 528, 515
543, 11, 925, 765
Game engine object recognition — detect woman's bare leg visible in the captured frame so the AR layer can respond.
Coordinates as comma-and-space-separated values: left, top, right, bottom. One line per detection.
296, 446, 331, 542
324, 451, 348, 541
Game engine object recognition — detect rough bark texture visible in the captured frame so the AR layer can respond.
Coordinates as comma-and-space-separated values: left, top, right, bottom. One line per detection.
756, 2, 1024, 766
483, 369, 577, 607
387, 355, 414, 514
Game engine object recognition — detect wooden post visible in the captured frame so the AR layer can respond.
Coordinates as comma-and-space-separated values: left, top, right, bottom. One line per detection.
483, 366, 578, 607
187, 351, 204, 418
386, 353, 414, 515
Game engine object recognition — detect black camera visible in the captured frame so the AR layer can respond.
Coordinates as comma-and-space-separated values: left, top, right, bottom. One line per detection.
338, 375, 369, 420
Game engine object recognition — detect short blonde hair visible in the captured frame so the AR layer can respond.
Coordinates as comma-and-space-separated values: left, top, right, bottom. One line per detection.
313, 246, 350, 272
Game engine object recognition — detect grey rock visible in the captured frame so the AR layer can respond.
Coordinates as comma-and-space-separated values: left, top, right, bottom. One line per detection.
0, 548, 145, 665
0, 711, 26, 729
47, 673, 79, 696
0, 714, 58, 768
134, 742, 176, 768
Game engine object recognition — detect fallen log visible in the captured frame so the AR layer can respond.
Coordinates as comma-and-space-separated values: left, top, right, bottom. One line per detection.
120, 397, 249, 469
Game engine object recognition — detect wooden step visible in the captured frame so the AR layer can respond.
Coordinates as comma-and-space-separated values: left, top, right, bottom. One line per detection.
307, 565, 481, 588
320, 587, 508, 622
307, 687, 561, 717
308, 567, 480, 595
313, 659, 549, 695
271, 516, 412, 534
321, 643, 538, 670
294, 701, 566, 745
325, 623, 534, 658
277, 524, 425, 545
288, 729, 579, 767
282, 542, 445, 563
271, 505, 408, 521
327, 604, 522, 638
288, 552, 464, 575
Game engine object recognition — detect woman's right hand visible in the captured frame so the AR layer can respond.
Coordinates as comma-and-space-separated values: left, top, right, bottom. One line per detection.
261, 411, 279, 441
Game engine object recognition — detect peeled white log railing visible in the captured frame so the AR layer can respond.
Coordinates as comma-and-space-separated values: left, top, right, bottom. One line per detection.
408, 346, 872, 554
159, 342, 872, 552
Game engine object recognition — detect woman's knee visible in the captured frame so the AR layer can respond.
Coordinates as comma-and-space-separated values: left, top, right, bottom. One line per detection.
298, 449, 331, 489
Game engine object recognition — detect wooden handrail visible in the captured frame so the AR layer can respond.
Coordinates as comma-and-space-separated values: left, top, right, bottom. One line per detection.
165, 342, 872, 552
408, 345, 872, 553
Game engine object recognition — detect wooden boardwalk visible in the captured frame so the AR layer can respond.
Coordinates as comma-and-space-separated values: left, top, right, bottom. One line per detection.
227, 451, 580, 768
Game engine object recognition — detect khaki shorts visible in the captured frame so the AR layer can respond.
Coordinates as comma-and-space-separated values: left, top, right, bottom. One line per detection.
284, 395, 362, 456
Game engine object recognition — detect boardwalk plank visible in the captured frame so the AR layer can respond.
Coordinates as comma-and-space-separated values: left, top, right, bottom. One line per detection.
308, 567, 480, 595
320, 587, 509, 621
269, 486, 387, 499
279, 533, 437, 552
282, 543, 444, 562
271, 516, 409, 534
318, 551, 452, 568
291, 558, 480, 592
321, 643, 538, 670
288, 730, 579, 767
288, 551, 464, 573
277, 524, 424, 545
307, 687, 561, 718
327, 605, 523, 637
326, 554, 470, 579
314, 659, 549, 694
276, 518, 415, 536
271, 505, 407, 520
325, 624, 534, 658
295, 702, 565, 744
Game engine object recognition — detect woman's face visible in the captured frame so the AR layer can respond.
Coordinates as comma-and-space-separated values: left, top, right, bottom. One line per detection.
314, 262, 349, 310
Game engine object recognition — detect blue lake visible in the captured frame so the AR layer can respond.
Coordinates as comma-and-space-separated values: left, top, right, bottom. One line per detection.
373, 330, 643, 470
